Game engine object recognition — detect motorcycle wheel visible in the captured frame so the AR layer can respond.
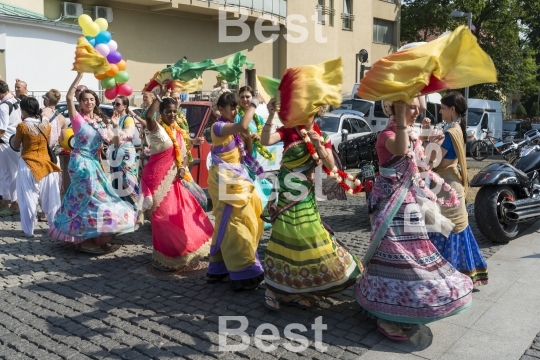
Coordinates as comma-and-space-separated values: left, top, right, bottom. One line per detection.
474, 185, 519, 243
470, 140, 489, 161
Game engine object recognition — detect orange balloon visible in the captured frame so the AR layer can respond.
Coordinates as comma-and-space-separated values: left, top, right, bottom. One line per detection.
105, 64, 119, 77
95, 73, 107, 80
117, 60, 127, 71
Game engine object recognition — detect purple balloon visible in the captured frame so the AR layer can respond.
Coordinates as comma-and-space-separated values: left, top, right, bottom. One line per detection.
106, 51, 122, 64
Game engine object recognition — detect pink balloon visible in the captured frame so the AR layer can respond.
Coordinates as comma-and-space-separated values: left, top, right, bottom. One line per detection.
95, 43, 110, 57
107, 40, 118, 52
117, 83, 133, 96
104, 87, 118, 100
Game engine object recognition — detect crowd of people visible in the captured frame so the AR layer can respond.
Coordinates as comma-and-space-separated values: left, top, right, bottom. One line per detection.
0, 61, 490, 342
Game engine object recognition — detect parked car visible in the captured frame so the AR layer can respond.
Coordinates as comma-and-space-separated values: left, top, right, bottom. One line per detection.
532, 124, 540, 131
55, 102, 143, 149
315, 111, 373, 152
502, 120, 532, 141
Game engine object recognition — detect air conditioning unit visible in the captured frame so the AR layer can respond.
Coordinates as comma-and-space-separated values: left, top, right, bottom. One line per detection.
63, 2, 84, 19
94, 6, 113, 22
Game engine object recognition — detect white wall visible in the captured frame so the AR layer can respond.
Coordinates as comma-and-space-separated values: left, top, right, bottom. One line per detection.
1, 21, 99, 101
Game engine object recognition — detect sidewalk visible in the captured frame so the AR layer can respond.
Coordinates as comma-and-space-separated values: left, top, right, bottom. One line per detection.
361, 219, 540, 360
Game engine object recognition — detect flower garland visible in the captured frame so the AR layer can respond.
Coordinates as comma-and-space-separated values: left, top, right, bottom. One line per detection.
238, 107, 275, 161
299, 123, 363, 195
84, 113, 110, 142
175, 111, 194, 163
158, 119, 192, 182
388, 118, 459, 207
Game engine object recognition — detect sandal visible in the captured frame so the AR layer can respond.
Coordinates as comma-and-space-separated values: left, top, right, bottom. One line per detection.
281, 296, 312, 310
263, 294, 280, 311
377, 323, 408, 341
79, 245, 105, 255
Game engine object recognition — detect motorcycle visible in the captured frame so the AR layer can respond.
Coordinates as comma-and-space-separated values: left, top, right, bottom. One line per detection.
470, 129, 540, 242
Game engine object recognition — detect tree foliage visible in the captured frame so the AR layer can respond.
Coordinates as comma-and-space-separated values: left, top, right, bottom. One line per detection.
529, 101, 539, 118
401, 0, 539, 103
516, 103, 528, 118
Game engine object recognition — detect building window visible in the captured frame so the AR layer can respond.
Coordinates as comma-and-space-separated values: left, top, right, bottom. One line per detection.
329, 0, 334, 27
342, 0, 354, 30
317, 0, 325, 25
245, 69, 256, 90
373, 18, 395, 44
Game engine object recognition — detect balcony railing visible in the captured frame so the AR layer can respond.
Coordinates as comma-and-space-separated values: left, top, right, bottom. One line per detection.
194, 0, 287, 19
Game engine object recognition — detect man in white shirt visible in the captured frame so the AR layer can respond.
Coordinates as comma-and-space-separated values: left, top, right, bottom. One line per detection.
0, 80, 21, 216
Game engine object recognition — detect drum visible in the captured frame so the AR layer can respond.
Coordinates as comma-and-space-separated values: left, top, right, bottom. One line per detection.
8, 134, 19, 152
59, 127, 75, 150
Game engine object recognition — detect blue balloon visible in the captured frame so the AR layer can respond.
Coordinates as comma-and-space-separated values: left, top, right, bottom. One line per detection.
95, 31, 112, 45
85, 35, 96, 47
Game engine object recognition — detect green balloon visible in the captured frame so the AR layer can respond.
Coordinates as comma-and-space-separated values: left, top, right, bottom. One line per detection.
115, 71, 130, 84
101, 77, 116, 89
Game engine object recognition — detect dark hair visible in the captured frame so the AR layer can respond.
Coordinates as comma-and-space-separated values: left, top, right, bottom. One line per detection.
159, 97, 177, 113
238, 86, 255, 97
0, 80, 9, 94
20, 96, 41, 118
116, 95, 130, 107
217, 92, 239, 109
78, 89, 108, 122
441, 91, 468, 143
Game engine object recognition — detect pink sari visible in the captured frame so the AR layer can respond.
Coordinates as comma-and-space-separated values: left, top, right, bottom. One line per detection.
141, 129, 213, 269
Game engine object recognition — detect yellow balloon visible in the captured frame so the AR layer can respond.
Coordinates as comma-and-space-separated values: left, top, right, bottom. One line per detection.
95, 18, 108, 31
84, 22, 100, 38
78, 14, 93, 27
60, 128, 75, 150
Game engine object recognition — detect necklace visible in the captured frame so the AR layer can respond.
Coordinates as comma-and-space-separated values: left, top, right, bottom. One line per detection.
438, 117, 461, 133
298, 123, 363, 195
158, 119, 193, 182
238, 107, 275, 161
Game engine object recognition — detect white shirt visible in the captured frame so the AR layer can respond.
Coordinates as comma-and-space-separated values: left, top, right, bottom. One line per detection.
0, 95, 22, 143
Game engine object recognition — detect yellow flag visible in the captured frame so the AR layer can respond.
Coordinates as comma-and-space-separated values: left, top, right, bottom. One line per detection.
72, 37, 111, 75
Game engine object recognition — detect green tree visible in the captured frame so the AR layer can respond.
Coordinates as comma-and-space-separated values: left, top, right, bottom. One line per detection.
516, 103, 528, 118
400, 0, 539, 102
530, 101, 539, 117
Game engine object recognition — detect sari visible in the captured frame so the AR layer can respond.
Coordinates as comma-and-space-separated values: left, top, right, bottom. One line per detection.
140, 123, 213, 269
354, 131, 473, 326
108, 115, 139, 210
207, 120, 265, 290
263, 127, 362, 295
430, 127, 488, 286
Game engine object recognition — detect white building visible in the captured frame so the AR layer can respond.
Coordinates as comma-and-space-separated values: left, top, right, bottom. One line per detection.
0, 3, 98, 100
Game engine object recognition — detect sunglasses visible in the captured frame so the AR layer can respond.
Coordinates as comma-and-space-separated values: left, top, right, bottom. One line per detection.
113, 102, 123, 107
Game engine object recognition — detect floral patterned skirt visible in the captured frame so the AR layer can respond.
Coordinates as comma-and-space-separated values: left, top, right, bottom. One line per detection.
49, 150, 137, 243
354, 199, 473, 326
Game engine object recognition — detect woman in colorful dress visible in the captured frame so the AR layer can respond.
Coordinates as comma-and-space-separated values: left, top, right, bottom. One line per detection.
206, 92, 265, 290
235, 86, 274, 229
354, 99, 473, 341
108, 96, 139, 211
425, 91, 488, 286
48, 73, 137, 254
259, 98, 362, 311
12, 97, 61, 237
140, 82, 213, 271
174, 102, 208, 211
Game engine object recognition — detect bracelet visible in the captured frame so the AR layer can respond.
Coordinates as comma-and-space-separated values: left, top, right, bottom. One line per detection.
396, 125, 407, 130
263, 123, 272, 127
250, 99, 260, 108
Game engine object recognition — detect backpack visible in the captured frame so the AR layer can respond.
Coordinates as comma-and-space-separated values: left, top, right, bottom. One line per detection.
0, 98, 20, 115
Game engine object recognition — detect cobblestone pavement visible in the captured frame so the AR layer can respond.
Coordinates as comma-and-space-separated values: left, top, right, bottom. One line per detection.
0, 194, 534, 359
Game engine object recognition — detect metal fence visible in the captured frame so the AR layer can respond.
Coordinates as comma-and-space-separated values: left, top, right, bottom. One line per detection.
27, 90, 215, 109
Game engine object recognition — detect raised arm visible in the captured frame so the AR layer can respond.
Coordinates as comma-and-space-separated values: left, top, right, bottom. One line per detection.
383, 101, 409, 156
218, 102, 257, 137
145, 83, 168, 132
67, 73, 83, 121
260, 98, 282, 146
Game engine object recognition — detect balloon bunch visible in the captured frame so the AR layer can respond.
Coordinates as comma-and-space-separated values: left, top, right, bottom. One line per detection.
77, 14, 132, 100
